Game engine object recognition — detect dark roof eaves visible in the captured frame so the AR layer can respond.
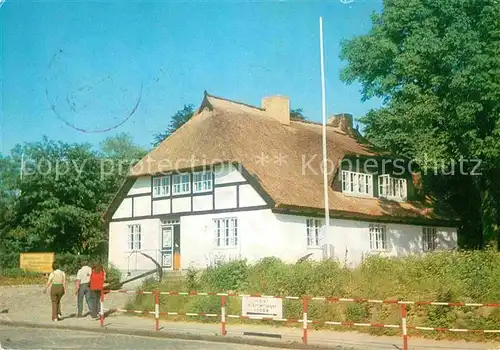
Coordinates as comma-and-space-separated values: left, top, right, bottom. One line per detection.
272, 205, 458, 228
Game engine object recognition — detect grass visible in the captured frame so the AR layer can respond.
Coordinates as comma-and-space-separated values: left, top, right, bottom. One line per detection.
126, 249, 500, 342
0, 268, 46, 286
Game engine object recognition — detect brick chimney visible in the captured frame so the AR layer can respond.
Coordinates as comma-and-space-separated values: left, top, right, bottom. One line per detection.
328, 113, 353, 133
261, 95, 290, 125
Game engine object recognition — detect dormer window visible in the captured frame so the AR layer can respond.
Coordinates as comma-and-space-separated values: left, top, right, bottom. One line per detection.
378, 174, 407, 201
341, 170, 373, 196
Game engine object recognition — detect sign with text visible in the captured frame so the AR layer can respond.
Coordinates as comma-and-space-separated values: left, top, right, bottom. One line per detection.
241, 296, 283, 319
19, 253, 54, 273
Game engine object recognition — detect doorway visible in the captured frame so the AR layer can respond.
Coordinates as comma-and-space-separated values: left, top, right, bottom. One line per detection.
161, 220, 180, 270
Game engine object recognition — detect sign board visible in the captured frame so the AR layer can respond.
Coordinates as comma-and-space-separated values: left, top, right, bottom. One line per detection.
19, 252, 54, 273
241, 296, 283, 319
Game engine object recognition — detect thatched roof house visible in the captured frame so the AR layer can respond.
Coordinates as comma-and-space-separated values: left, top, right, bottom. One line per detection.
105, 91, 453, 226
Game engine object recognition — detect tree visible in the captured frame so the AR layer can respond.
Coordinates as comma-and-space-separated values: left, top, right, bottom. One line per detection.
153, 104, 196, 147
1, 138, 116, 253
99, 133, 148, 210
340, 0, 500, 248
290, 108, 307, 121
0, 133, 147, 254
100, 132, 147, 162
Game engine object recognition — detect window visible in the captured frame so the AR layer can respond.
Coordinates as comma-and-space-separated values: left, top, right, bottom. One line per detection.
161, 219, 180, 225
423, 227, 437, 251
369, 224, 387, 251
306, 219, 322, 247
341, 170, 373, 196
172, 174, 190, 195
214, 218, 238, 248
152, 176, 170, 198
128, 224, 142, 250
193, 171, 213, 193
378, 175, 407, 200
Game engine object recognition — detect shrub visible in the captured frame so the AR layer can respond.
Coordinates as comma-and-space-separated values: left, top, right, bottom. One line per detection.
0, 253, 19, 269
199, 259, 249, 291
105, 262, 122, 288
127, 249, 500, 341
54, 254, 107, 274
0, 267, 40, 278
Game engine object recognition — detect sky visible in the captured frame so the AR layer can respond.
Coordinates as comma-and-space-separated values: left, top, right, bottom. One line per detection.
0, 0, 383, 155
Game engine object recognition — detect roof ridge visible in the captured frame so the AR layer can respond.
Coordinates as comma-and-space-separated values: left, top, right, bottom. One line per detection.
205, 91, 265, 112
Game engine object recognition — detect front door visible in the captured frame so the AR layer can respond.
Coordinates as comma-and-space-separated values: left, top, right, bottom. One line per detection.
161, 225, 174, 269
173, 224, 180, 271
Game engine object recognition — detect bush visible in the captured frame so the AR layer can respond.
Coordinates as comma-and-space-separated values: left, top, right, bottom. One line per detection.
127, 249, 500, 341
0, 267, 41, 278
54, 254, 108, 275
0, 253, 19, 269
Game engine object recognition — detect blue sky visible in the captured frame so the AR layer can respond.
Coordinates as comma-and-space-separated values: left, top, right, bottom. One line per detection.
1, 0, 383, 154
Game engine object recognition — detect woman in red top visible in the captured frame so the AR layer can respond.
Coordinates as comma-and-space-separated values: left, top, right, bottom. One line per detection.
89, 263, 106, 319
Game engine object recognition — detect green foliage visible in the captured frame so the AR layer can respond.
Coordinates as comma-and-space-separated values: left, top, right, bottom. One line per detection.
99, 132, 146, 161
0, 267, 41, 278
153, 104, 196, 146
199, 259, 249, 291
129, 250, 500, 340
0, 253, 121, 287
340, 0, 500, 248
53, 254, 106, 275
0, 133, 146, 255
290, 108, 307, 121
0, 253, 19, 269
105, 263, 122, 288
0, 267, 45, 286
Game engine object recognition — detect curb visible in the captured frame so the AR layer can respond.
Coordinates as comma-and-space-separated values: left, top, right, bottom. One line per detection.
0, 320, 350, 350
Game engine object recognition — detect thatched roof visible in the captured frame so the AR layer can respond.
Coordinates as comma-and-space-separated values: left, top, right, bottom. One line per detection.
120, 92, 454, 225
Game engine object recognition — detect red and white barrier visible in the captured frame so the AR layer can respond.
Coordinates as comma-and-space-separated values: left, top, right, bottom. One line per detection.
408, 326, 500, 333
401, 304, 408, 350
302, 297, 308, 344
154, 290, 160, 331
221, 295, 227, 336
101, 288, 500, 350
99, 290, 104, 327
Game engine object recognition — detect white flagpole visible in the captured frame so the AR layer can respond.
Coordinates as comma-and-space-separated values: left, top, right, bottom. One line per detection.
319, 17, 330, 259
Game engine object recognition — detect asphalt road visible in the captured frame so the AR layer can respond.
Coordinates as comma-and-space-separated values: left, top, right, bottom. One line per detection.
0, 326, 279, 350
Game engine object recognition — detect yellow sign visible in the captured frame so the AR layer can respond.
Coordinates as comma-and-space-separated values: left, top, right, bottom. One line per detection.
19, 253, 55, 273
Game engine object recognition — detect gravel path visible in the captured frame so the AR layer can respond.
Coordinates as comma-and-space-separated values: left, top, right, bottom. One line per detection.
0, 283, 131, 321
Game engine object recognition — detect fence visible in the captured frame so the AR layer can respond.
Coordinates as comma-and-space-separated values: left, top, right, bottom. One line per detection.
99, 289, 500, 350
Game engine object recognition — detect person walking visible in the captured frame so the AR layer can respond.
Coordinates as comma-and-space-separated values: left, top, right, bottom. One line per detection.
43, 262, 67, 322
75, 260, 92, 317
89, 262, 106, 319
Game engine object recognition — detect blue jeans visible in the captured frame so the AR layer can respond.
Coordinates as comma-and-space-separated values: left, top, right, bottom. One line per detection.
90, 290, 102, 318
77, 283, 92, 316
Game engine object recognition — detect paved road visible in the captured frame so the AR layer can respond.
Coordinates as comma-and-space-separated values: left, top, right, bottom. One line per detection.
0, 326, 279, 350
